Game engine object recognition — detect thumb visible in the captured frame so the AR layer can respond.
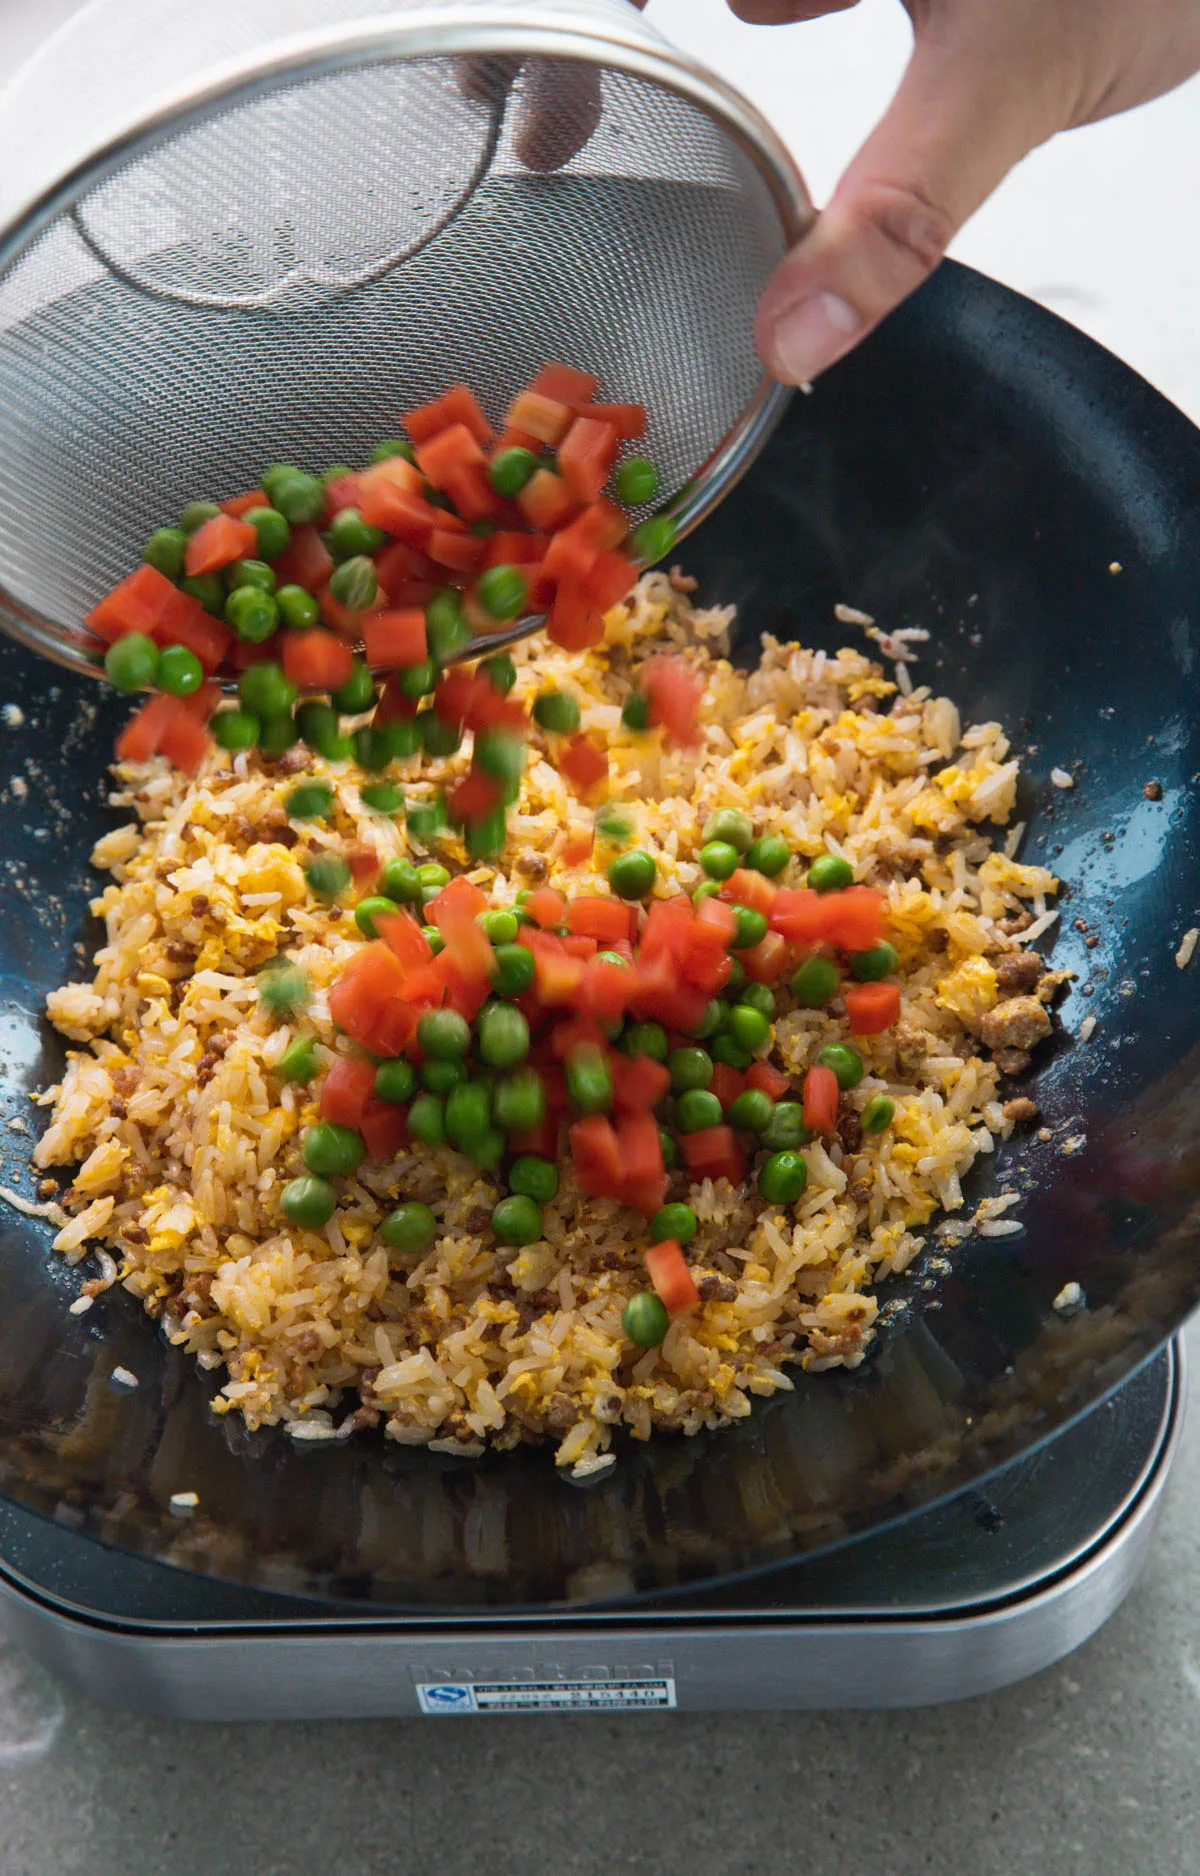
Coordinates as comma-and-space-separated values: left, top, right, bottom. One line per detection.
756, 10, 1065, 383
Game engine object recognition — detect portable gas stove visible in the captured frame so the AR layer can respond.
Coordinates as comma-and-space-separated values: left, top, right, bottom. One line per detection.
0, 1342, 1181, 1718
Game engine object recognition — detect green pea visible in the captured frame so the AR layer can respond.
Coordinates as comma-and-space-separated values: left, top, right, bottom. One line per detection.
446, 1080, 492, 1151
623, 1292, 669, 1346
422, 1057, 468, 1096
668, 1047, 713, 1093
629, 515, 678, 563
659, 1127, 678, 1171
508, 1155, 558, 1205
612, 456, 661, 506
351, 726, 392, 772
225, 586, 278, 644
477, 564, 527, 623
332, 660, 378, 716
693, 881, 722, 907
533, 690, 582, 735
374, 1058, 416, 1104
239, 660, 297, 720
286, 780, 333, 821
276, 1035, 318, 1083
378, 857, 419, 903
762, 1102, 812, 1151
407, 1093, 445, 1145
493, 1068, 546, 1133
730, 905, 768, 950
277, 585, 320, 631
489, 447, 540, 497
360, 781, 405, 815
280, 1175, 336, 1228
596, 806, 634, 843
491, 1194, 543, 1247
566, 1043, 612, 1115
296, 700, 338, 750
477, 909, 516, 946
482, 654, 517, 694
474, 731, 524, 788
738, 982, 776, 1018
104, 633, 159, 693
418, 863, 451, 892
702, 808, 753, 852
422, 925, 445, 955
725, 960, 747, 996
851, 942, 899, 982
790, 956, 839, 1008
728, 1088, 773, 1133
305, 854, 351, 900
622, 1022, 668, 1062
861, 1094, 896, 1135
817, 1042, 865, 1090
650, 1202, 697, 1245
710, 1034, 752, 1071
418, 1008, 471, 1059
758, 1151, 808, 1204
695, 840, 735, 881
608, 849, 657, 900
688, 1000, 725, 1042
370, 438, 414, 464
675, 1089, 722, 1133
213, 707, 260, 750
261, 464, 302, 501
180, 500, 221, 536
808, 853, 854, 893
243, 506, 291, 562
271, 471, 326, 526
328, 508, 387, 563
723, 1004, 769, 1053
382, 1202, 437, 1254
302, 1121, 365, 1177
621, 691, 650, 731
426, 593, 472, 667
226, 558, 276, 595
354, 894, 400, 939
405, 801, 445, 842
745, 833, 789, 878
476, 1001, 530, 1070
182, 573, 227, 617
471, 1124, 508, 1168
397, 659, 436, 701
259, 715, 300, 758
329, 555, 377, 612
489, 943, 535, 998
465, 809, 509, 861
143, 527, 188, 579
257, 958, 308, 1015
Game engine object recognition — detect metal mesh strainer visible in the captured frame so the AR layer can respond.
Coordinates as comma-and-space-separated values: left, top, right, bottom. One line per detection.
0, 0, 811, 677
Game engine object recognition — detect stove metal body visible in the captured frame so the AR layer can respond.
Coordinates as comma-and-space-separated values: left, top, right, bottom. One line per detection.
0, 1343, 1181, 1717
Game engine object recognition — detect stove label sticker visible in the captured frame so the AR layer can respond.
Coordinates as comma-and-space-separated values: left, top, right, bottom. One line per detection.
416, 1678, 677, 1714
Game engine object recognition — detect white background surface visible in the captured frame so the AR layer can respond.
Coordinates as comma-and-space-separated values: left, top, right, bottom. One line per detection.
2, 0, 1199, 419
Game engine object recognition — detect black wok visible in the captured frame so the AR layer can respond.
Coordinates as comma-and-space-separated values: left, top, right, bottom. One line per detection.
0, 257, 1197, 1612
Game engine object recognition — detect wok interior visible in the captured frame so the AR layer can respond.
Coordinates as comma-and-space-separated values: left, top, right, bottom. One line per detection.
0, 260, 1198, 1611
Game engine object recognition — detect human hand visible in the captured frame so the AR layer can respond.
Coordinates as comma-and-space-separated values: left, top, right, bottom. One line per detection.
746, 0, 1200, 384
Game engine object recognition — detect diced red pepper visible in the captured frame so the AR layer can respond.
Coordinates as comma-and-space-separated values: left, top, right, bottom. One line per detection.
180, 679, 222, 722
803, 1064, 839, 1135
561, 824, 595, 868
575, 956, 634, 1022
642, 655, 704, 747
844, 981, 901, 1035
769, 890, 830, 945
557, 734, 608, 795
273, 524, 334, 593
493, 424, 541, 457
578, 402, 646, 439
359, 1099, 410, 1161
362, 609, 427, 668
373, 674, 418, 724
320, 1056, 377, 1129
432, 948, 491, 1023
184, 514, 257, 577
388, 579, 439, 611
584, 550, 637, 615
479, 530, 543, 569
550, 1013, 607, 1060
426, 875, 488, 924
323, 474, 361, 516
508, 1113, 560, 1160
741, 931, 788, 984
374, 539, 415, 598
710, 1063, 748, 1110
114, 692, 178, 763
220, 488, 268, 519
679, 1125, 746, 1187
631, 954, 711, 1034
86, 565, 173, 644
639, 897, 694, 964
526, 887, 566, 930
547, 584, 606, 651
570, 1114, 623, 1200
567, 897, 635, 945
448, 768, 504, 824
609, 1050, 670, 1111
543, 521, 601, 589
721, 868, 778, 917
823, 887, 887, 953
746, 1060, 790, 1101
559, 416, 620, 504
359, 461, 438, 546
572, 499, 629, 550
531, 363, 599, 405
281, 629, 355, 691
645, 1240, 699, 1313
415, 422, 488, 492
345, 845, 379, 886
517, 468, 578, 533
429, 888, 493, 994
531, 931, 586, 1005
155, 703, 213, 775
375, 909, 434, 974
318, 579, 388, 637
506, 389, 573, 446
405, 383, 492, 448
151, 591, 232, 673
328, 943, 408, 1049
617, 1109, 667, 1216
429, 528, 486, 576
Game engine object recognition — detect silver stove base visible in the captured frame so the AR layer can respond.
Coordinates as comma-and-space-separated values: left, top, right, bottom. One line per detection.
0, 1341, 1184, 1716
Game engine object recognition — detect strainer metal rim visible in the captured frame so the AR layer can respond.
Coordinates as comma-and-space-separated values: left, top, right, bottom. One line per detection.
0, 4, 812, 680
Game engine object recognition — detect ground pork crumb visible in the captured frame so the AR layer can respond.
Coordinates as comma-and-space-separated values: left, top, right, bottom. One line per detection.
995, 952, 1043, 995
1003, 1097, 1039, 1125
981, 995, 1053, 1053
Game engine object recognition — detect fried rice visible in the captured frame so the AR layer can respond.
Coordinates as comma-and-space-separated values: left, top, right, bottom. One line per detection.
32, 574, 1061, 1476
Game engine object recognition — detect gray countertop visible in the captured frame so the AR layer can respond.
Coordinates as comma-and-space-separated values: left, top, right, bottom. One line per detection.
3, 6, 1200, 1871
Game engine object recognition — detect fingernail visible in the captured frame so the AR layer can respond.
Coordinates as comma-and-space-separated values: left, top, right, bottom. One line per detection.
767, 291, 860, 384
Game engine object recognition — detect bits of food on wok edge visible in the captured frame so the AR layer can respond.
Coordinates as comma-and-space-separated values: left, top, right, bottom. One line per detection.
38, 389, 1066, 1476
